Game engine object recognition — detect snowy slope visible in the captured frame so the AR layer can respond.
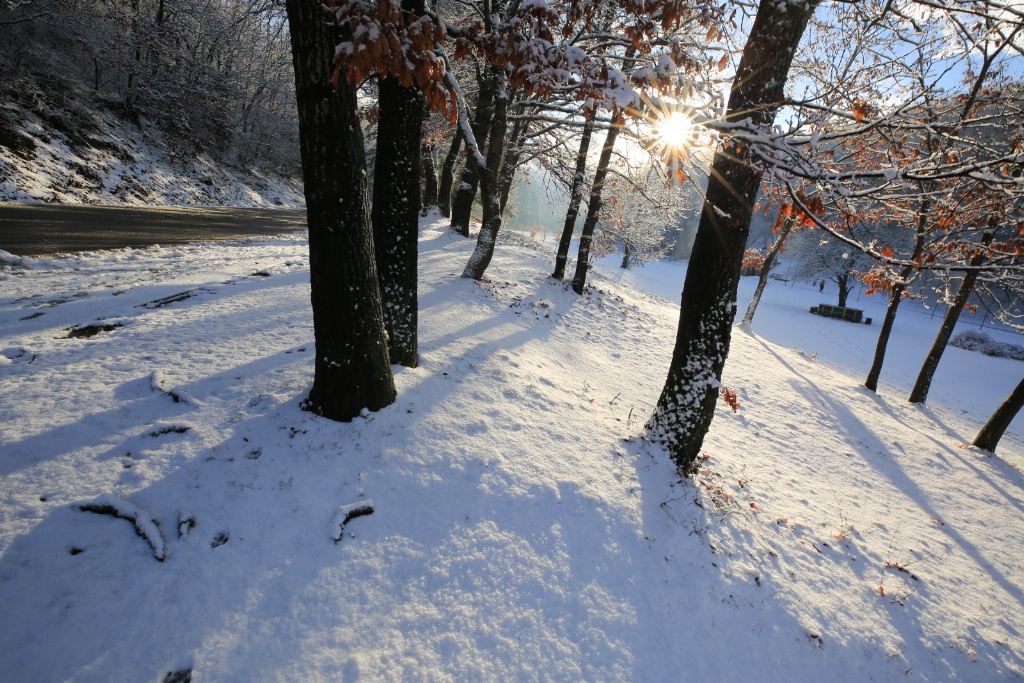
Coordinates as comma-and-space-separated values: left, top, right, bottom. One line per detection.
0, 218, 1021, 682
0, 94, 303, 208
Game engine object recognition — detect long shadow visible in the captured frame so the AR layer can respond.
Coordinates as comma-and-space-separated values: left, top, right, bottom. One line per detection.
410, 271, 586, 418
0, 389, 669, 680
627, 443, 914, 679
2, 307, 1019, 679
0, 267, 310, 343
862, 393, 1024, 517
0, 344, 311, 477
751, 334, 1024, 609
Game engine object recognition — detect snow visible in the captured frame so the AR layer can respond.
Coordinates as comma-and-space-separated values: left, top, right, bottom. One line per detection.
77, 494, 166, 562
0, 217, 1022, 681
0, 104, 303, 208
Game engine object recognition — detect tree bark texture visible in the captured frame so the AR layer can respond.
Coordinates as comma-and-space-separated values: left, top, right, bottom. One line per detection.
647, 0, 819, 471
620, 241, 633, 269
909, 226, 994, 404
422, 144, 438, 213
450, 69, 499, 237
570, 109, 622, 294
836, 271, 851, 308
740, 216, 794, 327
864, 280, 909, 392
372, 73, 424, 368
865, 213, 927, 392
553, 108, 597, 280
462, 89, 509, 280
437, 125, 463, 218
974, 376, 1024, 453
498, 115, 528, 216
420, 101, 438, 213
286, 0, 396, 419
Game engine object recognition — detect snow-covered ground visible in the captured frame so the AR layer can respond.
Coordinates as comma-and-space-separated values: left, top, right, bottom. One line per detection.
0, 216, 1022, 682
0, 100, 303, 208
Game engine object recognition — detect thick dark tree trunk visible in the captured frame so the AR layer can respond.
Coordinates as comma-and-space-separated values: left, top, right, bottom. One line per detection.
647, 0, 819, 471
450, 70, 499, 237
552, 109, 597, 280
570, 109, 622, 294
836, 271, 851, 308
437, 125, 463, 217
285, 0, 396, 419
462, 89, 509, 280
372, 71, 424, 368
974, 376, 1024, 453
740, 216, 794, 327
909, 226, 995, 404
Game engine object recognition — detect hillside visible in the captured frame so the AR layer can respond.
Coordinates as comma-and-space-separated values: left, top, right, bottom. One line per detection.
0, 77, 303, 208
0, 217, 1021, 681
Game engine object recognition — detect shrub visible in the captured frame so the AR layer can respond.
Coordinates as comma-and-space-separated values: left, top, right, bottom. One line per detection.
950, 330, 1024, 361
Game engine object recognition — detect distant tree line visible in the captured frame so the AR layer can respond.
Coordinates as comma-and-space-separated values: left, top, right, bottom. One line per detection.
0, 0, 301, 173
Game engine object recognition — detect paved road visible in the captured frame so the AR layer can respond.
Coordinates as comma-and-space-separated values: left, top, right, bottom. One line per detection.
0, 204, 308, 256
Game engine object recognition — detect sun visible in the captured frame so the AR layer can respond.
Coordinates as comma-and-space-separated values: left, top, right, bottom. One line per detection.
648, 109, 697, 184
655, 111, 694, 152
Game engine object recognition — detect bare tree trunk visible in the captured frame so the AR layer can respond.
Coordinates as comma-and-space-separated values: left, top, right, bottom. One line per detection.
285, 0, 396, 419
837, 271, 851, 308
909, 225, 994, 404
647, 0, 819, 471
420, 101, 438, 214
570, 109, 622, 294
462, 88, 509, 280
974, 376, 1024, 453
372, 67, 423, 368
498, 113, 528, 216
437, 125, 463, 217
421, 145, 438, 214
450, 68, 499, 237
740, 216, 794, 327
864, 281, 909, 392
552, 108, 597, 280
865, 205, 928, 392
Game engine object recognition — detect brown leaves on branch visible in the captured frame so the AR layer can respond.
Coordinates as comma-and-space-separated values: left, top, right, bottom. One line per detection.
777, 192, 824, 233
742, 248, 766, 270
327, 0, 720, 124
330, 0, 452, 118
852, 97, 869, 122
720, 387, 740, 413
860, 266, 899, 296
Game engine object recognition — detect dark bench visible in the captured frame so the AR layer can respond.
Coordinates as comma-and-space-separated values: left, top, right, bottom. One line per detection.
810, 304, 872, 325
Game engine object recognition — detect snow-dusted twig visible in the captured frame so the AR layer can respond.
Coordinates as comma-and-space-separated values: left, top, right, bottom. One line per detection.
78, 494, 166, 561
331, 500, 375, 543
151, 369, 202, 406
436, 47, 488, 170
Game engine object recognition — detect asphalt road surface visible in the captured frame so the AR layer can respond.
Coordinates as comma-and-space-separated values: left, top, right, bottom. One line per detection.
0, 204, 308, 256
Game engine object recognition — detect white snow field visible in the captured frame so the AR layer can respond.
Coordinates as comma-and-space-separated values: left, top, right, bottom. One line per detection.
0, 216, 1022, 682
